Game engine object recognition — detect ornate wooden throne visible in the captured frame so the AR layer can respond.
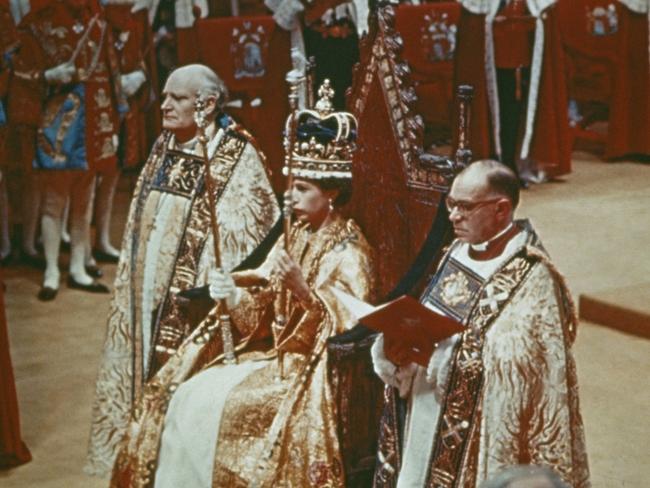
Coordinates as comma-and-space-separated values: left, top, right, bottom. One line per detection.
327, 4, 473, 486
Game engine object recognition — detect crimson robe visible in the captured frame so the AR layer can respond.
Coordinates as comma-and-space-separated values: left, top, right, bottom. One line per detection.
104, 4, 160, 170
0, 272, 31, 469
606, 4, 650, 159
454, 2, 571, 178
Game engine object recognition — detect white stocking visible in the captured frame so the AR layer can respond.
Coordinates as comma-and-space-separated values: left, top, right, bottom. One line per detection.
22, 173, 41, 256
84, 179, 97, 267
68, 174, 94, 285
41, 173, 71, 289
94, 170, 120, 257
61, 197, 70, 246
41, 213, 62, 289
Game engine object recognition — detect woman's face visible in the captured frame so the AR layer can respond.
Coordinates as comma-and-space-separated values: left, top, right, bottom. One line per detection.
290, 179, 332, 228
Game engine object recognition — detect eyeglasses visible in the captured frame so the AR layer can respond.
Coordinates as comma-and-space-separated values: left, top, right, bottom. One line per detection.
445, 196, 502, 215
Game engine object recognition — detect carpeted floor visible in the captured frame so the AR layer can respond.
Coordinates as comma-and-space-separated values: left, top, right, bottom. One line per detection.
1, 153, 649, 487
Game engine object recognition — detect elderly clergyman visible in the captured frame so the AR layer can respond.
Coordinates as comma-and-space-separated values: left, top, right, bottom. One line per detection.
372, 160, 590, 487
85, 64, 280, 476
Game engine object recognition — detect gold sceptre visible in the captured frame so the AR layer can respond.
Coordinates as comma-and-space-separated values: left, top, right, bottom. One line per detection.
275, 69, 305, 379
194, 94, 237, 365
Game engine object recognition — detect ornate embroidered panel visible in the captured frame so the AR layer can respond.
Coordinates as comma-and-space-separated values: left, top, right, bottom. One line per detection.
151, 151, 205, 197
37, 89, 84, 168
230, 21, 269, 80
420, 11, 458, 63
421, 257, 485, 324
586, 3, 619, 36
425, 253, 536, 487
148, 134, 247, 374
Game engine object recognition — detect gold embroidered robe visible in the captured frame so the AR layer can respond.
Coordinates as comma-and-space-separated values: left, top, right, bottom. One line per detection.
373, 222, 590, 488
110, 214, 376, 488
85, 124, 280, 477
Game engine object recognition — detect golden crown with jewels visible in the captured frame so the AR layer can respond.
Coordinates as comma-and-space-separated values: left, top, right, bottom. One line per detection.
283, 79, 358, 180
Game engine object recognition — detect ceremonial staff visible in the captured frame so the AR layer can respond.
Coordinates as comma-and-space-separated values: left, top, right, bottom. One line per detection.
305, 56, 316, 108
455, 85, 474, 170
194, 94, 237, 364
275, 69, 305, 378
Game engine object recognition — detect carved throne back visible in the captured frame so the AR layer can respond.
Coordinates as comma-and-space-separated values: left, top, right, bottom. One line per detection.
327, 5, 473, 486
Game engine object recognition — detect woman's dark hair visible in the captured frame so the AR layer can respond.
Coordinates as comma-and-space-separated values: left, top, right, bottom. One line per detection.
313, 177, 352, 207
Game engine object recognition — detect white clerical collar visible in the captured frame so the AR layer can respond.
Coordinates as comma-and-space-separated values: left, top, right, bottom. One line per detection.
470, 223, 514, 252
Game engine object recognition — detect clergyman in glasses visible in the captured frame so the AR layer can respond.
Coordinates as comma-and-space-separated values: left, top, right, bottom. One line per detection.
372, 159, 590, 488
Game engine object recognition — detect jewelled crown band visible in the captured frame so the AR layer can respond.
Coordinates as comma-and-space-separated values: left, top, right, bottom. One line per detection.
283, 79, 358, 180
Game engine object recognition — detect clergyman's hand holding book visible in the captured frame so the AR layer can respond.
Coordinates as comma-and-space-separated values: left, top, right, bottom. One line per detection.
331, 287, 464, 367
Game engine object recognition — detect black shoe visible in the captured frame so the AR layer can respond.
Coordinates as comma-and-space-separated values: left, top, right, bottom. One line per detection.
66, 276, 110, 294
37, 286, 58, 301
85, 264, 103, 278
93, 248, 119, 264
61, 239, 71, 253
21, 251, 46, 270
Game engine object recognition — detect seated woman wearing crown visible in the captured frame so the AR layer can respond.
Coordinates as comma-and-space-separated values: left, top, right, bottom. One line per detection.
110, 86, 376, 488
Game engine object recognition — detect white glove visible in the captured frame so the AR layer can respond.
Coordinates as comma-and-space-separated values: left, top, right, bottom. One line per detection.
120, 70, 146, 98
44, 62, 76, 84
208, 268, 241, 308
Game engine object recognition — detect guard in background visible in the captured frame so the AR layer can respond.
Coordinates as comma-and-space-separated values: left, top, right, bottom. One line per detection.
454, 0, 571, 185
12, 0, 126, 300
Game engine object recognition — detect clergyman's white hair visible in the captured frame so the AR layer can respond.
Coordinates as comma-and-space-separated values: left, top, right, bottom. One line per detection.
173, 63, 229, 108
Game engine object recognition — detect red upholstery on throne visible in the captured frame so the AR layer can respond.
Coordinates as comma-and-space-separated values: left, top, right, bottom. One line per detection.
178, 16, 291, 191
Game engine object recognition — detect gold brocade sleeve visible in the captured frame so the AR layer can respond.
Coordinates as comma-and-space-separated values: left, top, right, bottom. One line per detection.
315, 232, 377, 335
212, 217, 377, 488
274, 219, 376, 354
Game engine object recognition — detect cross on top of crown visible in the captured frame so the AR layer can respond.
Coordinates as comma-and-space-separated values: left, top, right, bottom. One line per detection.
315, 79, 335, 116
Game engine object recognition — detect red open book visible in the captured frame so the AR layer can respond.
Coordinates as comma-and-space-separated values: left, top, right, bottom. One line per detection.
331, 288, 464, 366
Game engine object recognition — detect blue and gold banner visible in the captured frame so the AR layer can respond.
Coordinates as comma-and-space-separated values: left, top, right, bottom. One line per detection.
34, 84, 88, 170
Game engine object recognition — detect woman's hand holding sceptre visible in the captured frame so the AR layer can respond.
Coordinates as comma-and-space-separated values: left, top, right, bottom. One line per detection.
274, 250, 310, 304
